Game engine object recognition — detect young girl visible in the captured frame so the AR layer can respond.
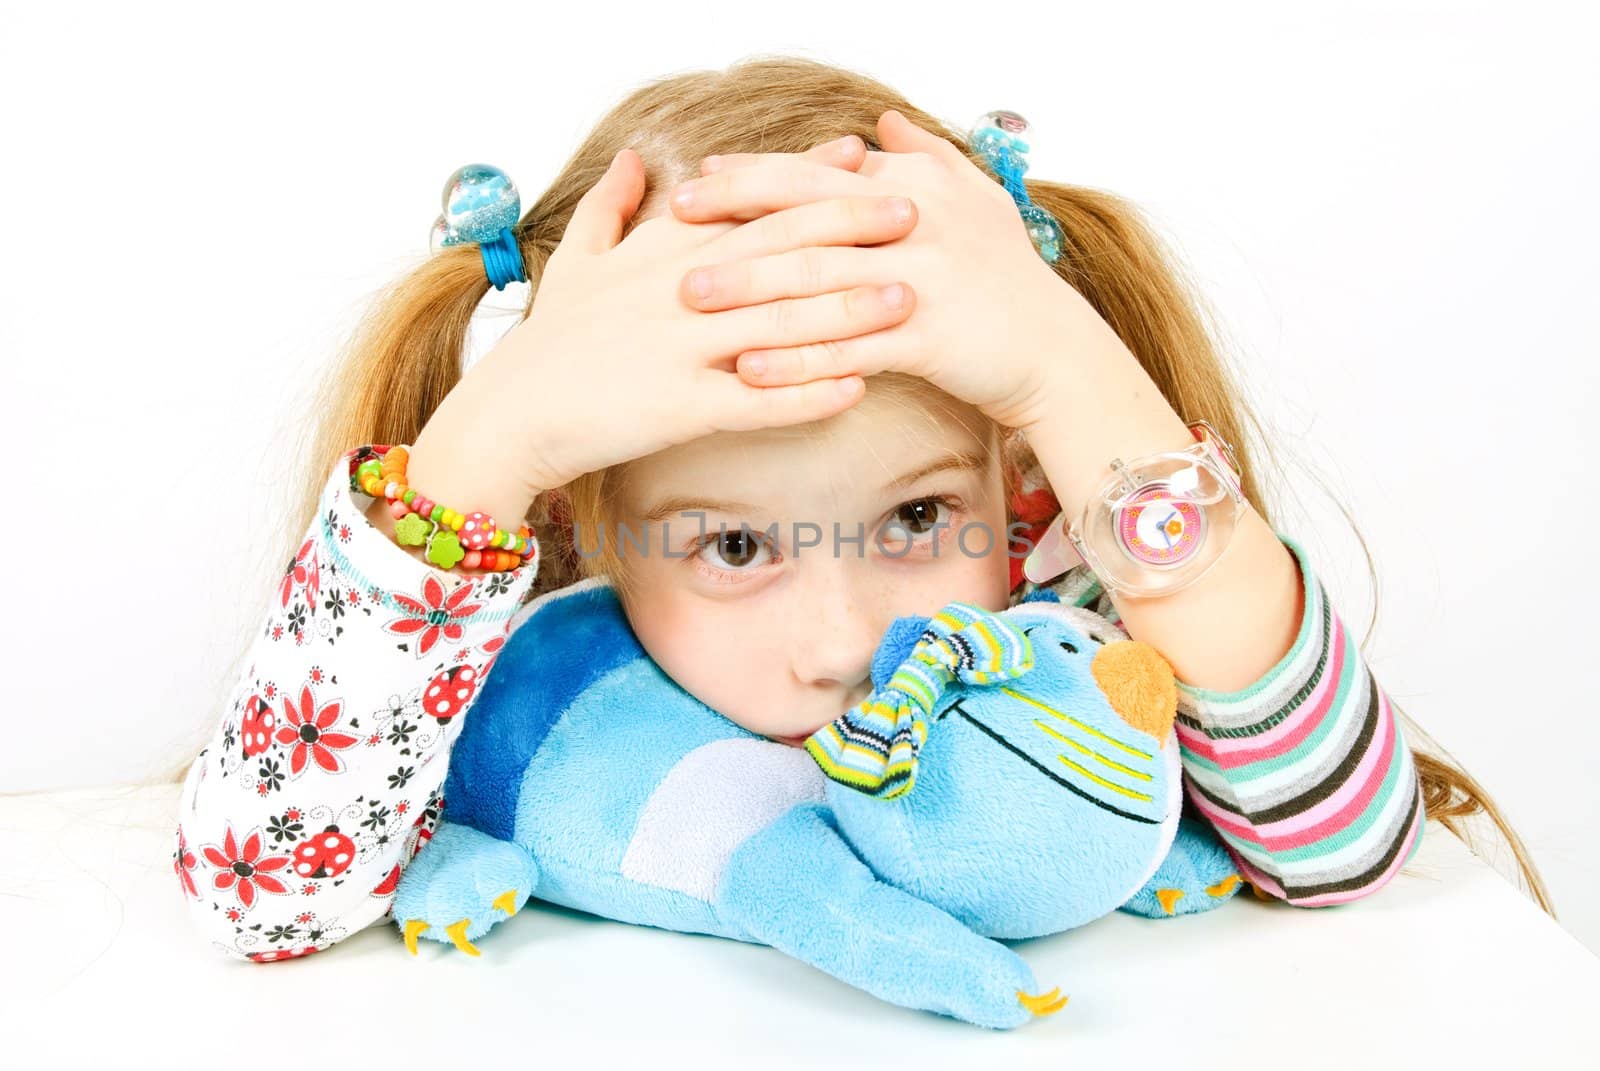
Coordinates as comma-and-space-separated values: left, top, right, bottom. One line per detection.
172, 56, 1549, 964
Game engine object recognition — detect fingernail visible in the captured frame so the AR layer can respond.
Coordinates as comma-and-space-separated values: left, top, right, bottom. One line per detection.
836, 134, 860, 156
703, 155, 722, 173
837, 377, 860, 397
689, 268, 713, 299
672, 184, 695, 209
880, 283, 905, 309
744, 353, 766, 375
887, 197, 912, 224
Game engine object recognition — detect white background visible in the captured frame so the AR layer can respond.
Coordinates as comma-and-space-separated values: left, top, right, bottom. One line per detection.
3, 1, 1596, 951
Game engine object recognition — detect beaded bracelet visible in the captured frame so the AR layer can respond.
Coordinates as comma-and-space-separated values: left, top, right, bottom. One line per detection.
351, 444, 537, 573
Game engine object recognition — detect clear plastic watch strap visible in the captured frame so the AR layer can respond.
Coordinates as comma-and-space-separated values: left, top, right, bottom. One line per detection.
1020, 422, 1243, 592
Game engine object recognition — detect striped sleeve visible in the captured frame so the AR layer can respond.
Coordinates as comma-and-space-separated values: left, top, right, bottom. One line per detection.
1113, 531, 1426, 906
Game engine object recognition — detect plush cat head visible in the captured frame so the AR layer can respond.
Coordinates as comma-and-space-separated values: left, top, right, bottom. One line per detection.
803, 596, 1186, 939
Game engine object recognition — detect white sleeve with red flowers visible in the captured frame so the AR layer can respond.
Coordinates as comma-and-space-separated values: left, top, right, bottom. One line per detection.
173, 445, 540, 963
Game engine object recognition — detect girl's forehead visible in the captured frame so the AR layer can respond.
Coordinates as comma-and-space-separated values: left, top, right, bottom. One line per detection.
619, 390, 1000, 514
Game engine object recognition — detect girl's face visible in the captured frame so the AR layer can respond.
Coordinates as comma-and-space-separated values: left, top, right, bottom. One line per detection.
614, 385, 1013, 747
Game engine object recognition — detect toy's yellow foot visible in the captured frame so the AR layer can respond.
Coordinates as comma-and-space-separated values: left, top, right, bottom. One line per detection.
403, 919, 429, 955
1246, 880, 1275, 902
444, 918, 481, 957
492, 889, 521, 916
1017, 986, 1069, 1017
1206, 874, 1241, 898
1155, 888, 1185, 915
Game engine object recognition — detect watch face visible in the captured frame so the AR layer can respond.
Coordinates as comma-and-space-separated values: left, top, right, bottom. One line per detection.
1114, 483, 1205, 566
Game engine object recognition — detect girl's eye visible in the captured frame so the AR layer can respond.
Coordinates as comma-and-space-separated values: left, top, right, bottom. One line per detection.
696, 527, 774, 574
880, 496, 955, 546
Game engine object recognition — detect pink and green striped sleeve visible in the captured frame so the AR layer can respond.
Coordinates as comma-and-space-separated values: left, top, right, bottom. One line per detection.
1093, 531, 1425, 906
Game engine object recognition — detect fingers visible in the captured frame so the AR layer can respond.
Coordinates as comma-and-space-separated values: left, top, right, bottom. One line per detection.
671, 157, 881, 223
685, 202, 914, 305
734, 323, 906, 387
564, 148, 646, 255
701, 134, 867, 176
714, 282, 915, 357
875, 109, 968, 170
702, 369, 865, 433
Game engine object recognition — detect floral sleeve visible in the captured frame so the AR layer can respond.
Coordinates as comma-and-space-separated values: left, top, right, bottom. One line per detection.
173, 445, 540, 962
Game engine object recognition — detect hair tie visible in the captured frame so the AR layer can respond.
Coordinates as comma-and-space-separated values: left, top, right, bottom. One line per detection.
968, 110, 1065, 265
429, 163, 529, 290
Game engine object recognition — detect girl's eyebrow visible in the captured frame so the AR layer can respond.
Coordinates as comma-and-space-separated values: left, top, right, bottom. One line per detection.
640, 449, 989, 522
880, 449, 989, 493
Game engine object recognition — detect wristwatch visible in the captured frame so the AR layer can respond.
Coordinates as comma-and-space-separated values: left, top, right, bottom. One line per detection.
1021, 420, 1247, 598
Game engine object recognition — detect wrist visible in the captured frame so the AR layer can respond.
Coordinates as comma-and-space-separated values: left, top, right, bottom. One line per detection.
404, 432, 538, 535
1023, 352, 1193, 521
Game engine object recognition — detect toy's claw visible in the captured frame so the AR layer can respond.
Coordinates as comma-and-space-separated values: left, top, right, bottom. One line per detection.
492, 888, 520, 916
1247, 880, 1276, 902
1017, 986, 1069, 1016
1155, 888, 1185, 914
1206, 874, 1240, 898
444, 918, 481, 957
403, 918, 429, 956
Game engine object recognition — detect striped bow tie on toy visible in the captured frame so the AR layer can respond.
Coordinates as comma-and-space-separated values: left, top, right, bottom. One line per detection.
805, 602, 1036, 799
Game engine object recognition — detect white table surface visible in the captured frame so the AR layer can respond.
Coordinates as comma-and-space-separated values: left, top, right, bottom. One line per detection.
2, 784, 1595, 1068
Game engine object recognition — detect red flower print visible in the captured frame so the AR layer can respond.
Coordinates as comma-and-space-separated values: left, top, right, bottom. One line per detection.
274, 682, 360, 776
174, 827, 198, 900
279, 538, 320, 611
201, 825, 292, 911
383, 574, 484, 659
284, 808, 302, 821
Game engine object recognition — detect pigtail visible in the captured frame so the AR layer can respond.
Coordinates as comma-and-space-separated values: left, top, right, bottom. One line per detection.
995, 166, 1558, 917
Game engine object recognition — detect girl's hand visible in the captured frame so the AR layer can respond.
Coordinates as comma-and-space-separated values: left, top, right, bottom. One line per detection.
406, 140, 912, 521
668, 110, 1109, 432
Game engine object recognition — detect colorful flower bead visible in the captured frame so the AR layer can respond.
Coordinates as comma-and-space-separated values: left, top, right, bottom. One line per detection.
425, 528, 464, 569
394, 513, 433, 547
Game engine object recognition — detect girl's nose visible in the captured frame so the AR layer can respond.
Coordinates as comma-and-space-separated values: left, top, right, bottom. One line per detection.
1089, 640, 1178, 744
788, 565, 882, 697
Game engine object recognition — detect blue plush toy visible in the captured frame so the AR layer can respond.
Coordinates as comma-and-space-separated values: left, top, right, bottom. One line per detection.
393, 577, 1242, 1029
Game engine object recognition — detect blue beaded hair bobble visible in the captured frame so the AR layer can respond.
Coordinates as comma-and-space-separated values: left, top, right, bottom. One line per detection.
967, 110, 1065, 265
428, 163, 528, 291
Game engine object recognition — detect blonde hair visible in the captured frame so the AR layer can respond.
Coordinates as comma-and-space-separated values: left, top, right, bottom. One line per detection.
179, 54, 1552, 915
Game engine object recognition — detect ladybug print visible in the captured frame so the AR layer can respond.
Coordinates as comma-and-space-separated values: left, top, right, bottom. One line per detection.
371, 863, 401, 898
421, 663, 481, 722
293, 825, 357, 879
249, 945, 320, 963
240, 694, 276, 759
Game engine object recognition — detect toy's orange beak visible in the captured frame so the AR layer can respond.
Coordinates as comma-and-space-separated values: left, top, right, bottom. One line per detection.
1089, 641, 1178, 746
